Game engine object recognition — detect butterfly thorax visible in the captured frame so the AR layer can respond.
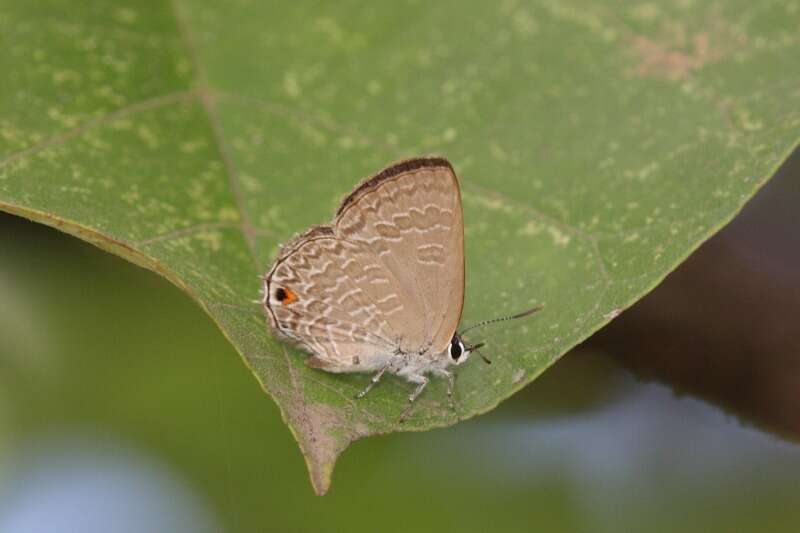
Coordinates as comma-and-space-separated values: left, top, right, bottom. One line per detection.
393, 349, 454, 376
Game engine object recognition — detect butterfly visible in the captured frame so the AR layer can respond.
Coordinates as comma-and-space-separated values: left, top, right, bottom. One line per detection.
261, 157, 539, 420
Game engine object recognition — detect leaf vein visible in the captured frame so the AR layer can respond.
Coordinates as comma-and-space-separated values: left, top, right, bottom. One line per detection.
0, 90, 197, 168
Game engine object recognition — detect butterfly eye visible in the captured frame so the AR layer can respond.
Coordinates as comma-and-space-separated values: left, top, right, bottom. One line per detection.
449, 337, 463, 360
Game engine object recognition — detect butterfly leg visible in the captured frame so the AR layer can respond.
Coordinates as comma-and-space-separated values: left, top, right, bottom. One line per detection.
444, 371, 456, 411
432, 369, 456, 411
355, 365, 389, 399
399, 375, 428, 423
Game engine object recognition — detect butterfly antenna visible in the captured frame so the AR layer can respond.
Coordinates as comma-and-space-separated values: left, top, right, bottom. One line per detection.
475, 345, 492, 365
460, 304, 544, 335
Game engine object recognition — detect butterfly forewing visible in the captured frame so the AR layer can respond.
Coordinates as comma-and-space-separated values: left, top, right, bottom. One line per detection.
335, 159, 464, 354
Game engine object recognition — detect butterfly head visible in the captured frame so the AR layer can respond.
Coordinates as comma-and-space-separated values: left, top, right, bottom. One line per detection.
448, 305, 545, 367
448, 334, 486, 366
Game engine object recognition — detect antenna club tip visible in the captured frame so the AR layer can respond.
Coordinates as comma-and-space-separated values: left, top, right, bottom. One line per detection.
514, 304, 544, 319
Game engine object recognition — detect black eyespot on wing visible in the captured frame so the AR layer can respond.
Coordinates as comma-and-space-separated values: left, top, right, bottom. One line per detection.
275, 287, 287, 302
450, 337, 463, 360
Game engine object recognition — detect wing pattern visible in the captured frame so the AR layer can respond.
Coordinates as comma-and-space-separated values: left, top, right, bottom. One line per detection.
263, 157, 464, 372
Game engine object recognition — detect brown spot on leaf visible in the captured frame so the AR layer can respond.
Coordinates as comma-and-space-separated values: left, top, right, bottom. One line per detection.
629, 12, 746, 81
631, 33, 716, 80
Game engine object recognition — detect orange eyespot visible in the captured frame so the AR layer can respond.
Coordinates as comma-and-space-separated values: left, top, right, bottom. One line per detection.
275, 287, 298, 305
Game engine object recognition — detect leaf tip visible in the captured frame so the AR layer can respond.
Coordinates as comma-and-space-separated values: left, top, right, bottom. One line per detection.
282, 399, 369, 496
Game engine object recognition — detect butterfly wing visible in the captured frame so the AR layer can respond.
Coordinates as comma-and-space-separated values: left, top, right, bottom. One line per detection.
264, 157, 465, 371
264, 227, 400, 373
334, 157, 465, 355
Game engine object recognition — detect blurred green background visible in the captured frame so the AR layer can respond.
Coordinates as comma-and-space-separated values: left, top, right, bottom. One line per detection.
2, 161, 800, 532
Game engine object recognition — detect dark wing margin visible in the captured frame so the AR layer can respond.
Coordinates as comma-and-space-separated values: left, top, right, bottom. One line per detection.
335, 156, 455, 217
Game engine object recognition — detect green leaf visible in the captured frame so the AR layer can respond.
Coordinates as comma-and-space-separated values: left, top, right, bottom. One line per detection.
1, 0, 797, 494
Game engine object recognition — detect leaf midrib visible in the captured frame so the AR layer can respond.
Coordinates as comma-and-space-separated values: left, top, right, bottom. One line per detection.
169, 0, 261, 270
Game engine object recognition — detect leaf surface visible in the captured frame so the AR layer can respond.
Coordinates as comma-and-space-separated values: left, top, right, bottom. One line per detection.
1, 0, 797, 493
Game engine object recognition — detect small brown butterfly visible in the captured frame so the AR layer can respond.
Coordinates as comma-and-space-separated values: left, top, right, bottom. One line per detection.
262, 157, 540, 420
